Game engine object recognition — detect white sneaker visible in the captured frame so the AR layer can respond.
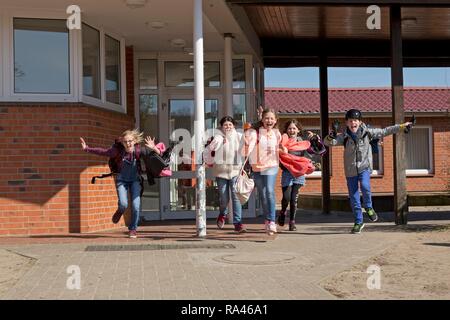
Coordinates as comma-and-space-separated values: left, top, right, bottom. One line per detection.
267, 221, 277, 235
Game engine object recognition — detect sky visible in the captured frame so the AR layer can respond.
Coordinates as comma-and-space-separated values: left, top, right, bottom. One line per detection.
264, 67, 450, 88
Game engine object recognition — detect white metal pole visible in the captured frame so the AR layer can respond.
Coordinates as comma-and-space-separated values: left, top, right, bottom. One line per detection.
194, 0, 206, 237
223, 33, 234, 225
224, 33, 233, 117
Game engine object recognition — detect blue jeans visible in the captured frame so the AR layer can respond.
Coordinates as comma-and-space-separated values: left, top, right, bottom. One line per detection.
116, 157, 141, 231
346, 169, 373, 224
253, 167, 278, 222
216, 177, 243, 225
116, 180, 141, 231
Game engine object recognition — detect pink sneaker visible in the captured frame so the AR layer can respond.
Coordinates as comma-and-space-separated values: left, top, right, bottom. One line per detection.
265, 220, 277, 235
129, 230, 137, 238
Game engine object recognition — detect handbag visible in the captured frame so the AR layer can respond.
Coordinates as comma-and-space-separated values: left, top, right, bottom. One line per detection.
233, 155, 254, 205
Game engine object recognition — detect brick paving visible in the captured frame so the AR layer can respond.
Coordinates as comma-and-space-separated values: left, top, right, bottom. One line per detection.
1, 210, 449, 300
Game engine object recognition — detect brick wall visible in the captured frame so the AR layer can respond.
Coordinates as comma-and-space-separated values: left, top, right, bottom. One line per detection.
276, 116, 450, 202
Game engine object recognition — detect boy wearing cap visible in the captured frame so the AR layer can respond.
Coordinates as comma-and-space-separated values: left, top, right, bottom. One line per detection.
324, 109, 413, 234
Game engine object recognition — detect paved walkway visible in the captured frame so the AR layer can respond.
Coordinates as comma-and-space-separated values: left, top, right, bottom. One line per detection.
1, 209, 449, 300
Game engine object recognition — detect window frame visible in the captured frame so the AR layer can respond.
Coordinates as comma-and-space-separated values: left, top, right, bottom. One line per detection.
0, 9, 79, 102
0, 10, 126, 113
369, 126, 384, 177
81, 19, 126, 113
405, 125, 434, 176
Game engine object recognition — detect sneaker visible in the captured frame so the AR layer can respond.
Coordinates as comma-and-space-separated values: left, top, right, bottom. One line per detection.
289, 222, 297, 231
267, 221, 277, 235
216, 214, 226, 229
129, 230, 137, 238
112, 209, 123, 224
365, 208, 378, 222
351, 223, 365, 234
277, 210, 286, 226
234, 223, 247, 233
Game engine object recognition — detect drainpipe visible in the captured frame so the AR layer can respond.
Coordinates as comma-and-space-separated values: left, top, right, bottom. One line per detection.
194, 0, 207, 237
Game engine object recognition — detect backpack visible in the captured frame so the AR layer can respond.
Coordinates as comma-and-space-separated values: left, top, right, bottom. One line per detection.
142, 141, 177, 185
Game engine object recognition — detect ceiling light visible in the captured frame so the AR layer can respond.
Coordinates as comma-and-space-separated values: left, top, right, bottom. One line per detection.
170, 38, 186, 48
125, 0, 147, 9
149, 21, 166, 29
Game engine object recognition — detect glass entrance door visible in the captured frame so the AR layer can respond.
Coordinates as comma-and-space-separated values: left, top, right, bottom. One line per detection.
159, 98, 221, 219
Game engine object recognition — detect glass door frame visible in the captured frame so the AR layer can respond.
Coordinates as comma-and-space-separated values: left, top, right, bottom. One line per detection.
159, 92, 222, 220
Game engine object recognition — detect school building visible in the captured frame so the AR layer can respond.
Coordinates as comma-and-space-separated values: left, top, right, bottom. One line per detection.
1, 0, 450, 236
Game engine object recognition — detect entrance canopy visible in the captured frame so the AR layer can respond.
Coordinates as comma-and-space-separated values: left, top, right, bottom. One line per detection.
226, 0, 450, 67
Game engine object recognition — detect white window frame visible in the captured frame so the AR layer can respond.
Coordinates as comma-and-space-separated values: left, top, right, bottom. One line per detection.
233, 55, 253, 125
405, 125, 434, 176
81, 19, 126, 113
303, 126, 328, 178
134, 53, 159, 130
369, 126, 384, 176
0, 9, 80, 102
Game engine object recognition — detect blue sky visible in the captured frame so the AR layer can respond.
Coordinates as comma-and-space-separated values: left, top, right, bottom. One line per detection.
264, 67, 450, 88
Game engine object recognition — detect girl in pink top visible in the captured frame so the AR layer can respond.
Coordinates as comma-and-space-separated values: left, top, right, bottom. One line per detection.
243, 109, 286, 235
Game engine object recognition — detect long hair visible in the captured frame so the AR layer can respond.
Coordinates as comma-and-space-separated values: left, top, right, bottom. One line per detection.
121, 129, 144, 144
253, 108, 278, 131
283, 119, 303, 136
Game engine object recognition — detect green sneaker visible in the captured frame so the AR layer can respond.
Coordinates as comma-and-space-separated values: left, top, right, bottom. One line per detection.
365, 208, 378, 222
351, 223, 365, 234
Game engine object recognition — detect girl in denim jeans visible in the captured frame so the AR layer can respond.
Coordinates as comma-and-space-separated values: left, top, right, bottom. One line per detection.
80, 129, 162, 238
243, 109, 285, 235
204, 116, 246, 233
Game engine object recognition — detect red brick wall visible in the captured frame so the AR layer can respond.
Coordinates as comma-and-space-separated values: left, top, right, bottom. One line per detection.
0, 46, 136, 236
276, 116, 450, 202
0, 104, 134, 236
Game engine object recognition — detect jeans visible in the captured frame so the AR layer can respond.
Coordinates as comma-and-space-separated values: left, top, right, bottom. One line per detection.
216, 177, 243, 225
253, 167, 278, 222
346, 169, 373, 224
116, 157, 141, 231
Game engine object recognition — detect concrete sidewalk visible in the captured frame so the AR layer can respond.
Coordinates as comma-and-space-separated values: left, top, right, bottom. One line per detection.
1, 209, 449, 300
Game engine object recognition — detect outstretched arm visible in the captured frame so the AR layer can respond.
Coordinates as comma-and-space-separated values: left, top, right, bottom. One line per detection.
80, 137, 117, 157
367, 121, 413, 139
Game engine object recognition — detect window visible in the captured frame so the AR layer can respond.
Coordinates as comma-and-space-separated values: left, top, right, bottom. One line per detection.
81, 23, 125, 110
138, 60, 157, 90
105, 35, 121, 105
13, 18, 69, 94
406, 126, 433, 174
232, 59, 245, 89
82, 23, 100, 99
233, 94, 246, 128
368, 127, 384, 175
164, 61, 220, 87
139, 95, 158, 138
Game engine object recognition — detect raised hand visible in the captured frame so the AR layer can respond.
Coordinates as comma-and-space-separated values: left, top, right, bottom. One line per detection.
257, 105, 264, 120
145, 136, 156, 150
80, 137, 87, 150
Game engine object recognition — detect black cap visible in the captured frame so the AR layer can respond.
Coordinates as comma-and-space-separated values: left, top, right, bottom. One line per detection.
345, 109, 362, 120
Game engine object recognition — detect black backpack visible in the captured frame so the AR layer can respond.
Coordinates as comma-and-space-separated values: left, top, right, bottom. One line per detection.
142, 141, 177, 185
